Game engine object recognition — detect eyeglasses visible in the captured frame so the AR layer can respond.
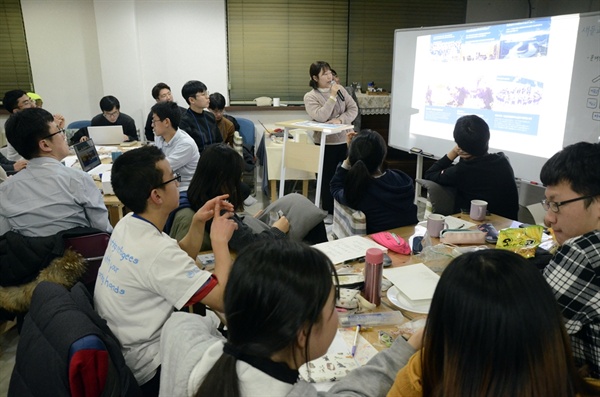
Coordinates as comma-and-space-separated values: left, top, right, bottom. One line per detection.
541, 195, 597, 213
103, 109, 120, 119
41, 128, 66, 140
151, 118, 162, 125
154, 172, 181, 189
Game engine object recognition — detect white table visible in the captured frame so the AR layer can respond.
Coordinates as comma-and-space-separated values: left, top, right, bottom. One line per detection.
275, 120, 353, 208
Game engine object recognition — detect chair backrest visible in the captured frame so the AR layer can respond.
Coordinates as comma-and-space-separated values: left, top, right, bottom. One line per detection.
67, 120, 92, 129
332, 200, 367, 239
415, 178, 456, 216
64, 232, 111, 294
236, 117, 256, 148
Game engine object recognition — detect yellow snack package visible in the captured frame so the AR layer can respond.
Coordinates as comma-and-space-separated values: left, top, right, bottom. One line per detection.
495, 226, 544, 258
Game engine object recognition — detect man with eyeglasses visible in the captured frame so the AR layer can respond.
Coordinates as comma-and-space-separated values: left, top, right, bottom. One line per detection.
93, 145, 237, 395
151, 101, 199, 192
541, 141, 600, 377
179, 80, 223, 153
2, 89, 65, 161
0, 108, 111, 237
143, 82, 187, 142
90, 95, 138, 142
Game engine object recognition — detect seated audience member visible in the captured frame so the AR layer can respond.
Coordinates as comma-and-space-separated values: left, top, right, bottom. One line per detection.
0, 151, 27, 175
0, 108, 111, 237
170, 144, 327, 252
151, 101, 199, 192
330, 129, 418, 233
160, 240, 342, 396
179, 80, 223, 153
143, 82, 187, 142
208, 92, 235, 146
75, 95, 137, 142
381, 250, 600, 397
3, 89, 65, 160
93, 145, 237, 395
423, 114, 519, 219
541, 142, 600, 377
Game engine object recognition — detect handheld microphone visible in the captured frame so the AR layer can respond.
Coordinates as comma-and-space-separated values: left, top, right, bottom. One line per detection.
331, 81, 345, 101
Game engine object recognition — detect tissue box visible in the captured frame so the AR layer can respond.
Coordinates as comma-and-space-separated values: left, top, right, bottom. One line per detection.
102, 171, 114, 195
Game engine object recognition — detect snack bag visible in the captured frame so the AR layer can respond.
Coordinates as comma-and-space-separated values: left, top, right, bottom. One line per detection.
496, 225, 544, 258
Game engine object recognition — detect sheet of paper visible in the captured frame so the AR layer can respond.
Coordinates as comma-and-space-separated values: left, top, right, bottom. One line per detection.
383, 263, 440, 301
62, 155, 78, 168
299, 328, 377, 386
313, 235, 387, 265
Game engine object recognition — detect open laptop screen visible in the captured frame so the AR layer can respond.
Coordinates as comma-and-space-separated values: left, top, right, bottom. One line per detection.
73, 139, 101, 172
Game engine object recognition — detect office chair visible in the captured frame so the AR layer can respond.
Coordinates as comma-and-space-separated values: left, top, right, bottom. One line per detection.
236, 117, 256, 149
67, 120, 92, 129
64, 232, 111, 295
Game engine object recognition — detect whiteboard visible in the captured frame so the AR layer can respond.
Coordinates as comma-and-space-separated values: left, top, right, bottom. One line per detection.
388, 12, 600, 184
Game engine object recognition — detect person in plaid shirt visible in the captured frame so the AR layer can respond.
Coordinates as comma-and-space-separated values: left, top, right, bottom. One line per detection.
541, 142, 600, 377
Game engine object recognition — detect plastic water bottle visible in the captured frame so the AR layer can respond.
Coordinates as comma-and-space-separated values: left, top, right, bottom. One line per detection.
363, 248, 383, 306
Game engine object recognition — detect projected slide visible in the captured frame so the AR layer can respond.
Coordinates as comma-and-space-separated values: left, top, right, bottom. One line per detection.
410, 16, 578, 159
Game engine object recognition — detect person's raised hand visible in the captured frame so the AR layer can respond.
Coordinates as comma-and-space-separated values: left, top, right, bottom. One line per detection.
54, 114, 66, 129
210, 199, 237, 244
193, 194, 234, 224
272, 215, 289, 234
346, 131, 358, 146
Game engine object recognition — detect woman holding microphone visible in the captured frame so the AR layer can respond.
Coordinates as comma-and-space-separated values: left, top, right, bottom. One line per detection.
304, 61, 358, 218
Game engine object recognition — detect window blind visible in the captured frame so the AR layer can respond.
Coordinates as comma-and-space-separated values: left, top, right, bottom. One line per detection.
227, 0, 349, 102
348, 0, 467, 93
0, 0, 34, 103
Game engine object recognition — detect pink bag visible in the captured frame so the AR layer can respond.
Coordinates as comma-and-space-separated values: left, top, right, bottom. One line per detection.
370, 232, 411, 255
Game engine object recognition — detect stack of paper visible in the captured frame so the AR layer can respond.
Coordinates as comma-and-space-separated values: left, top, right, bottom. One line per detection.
313, 235, 387, 265
383, 263, 440, 301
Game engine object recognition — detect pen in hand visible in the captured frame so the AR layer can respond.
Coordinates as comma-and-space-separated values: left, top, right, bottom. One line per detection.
351, 324, 361, 357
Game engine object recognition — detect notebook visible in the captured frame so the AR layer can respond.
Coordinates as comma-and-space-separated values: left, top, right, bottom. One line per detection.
87, 125, 124, 145
73, 139, 112, 176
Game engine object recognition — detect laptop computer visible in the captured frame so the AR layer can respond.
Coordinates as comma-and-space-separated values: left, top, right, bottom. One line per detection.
73, 139, 112, 176
87, 125, 124, 145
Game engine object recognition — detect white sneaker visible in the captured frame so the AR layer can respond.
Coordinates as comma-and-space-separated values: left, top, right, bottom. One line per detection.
324, 214, 333, 225
244, 195, 258, 206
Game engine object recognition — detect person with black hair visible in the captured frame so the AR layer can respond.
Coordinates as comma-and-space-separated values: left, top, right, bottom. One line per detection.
0, 108, 111, 237
304, 61, 358, 217
179, 80, 223, 153
143, 82, 187, 142
541, 141, 600, 377
152, 101, 199, 192
3, 89, 65, 160
208, 92, 236, 146
330, 129, 418, 234
423, 114, 519, 219
93, 145, 237, 396
89, 95, 138, 142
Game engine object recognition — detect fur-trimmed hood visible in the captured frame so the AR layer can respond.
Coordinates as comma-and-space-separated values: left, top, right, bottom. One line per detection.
0, 249, 87, 312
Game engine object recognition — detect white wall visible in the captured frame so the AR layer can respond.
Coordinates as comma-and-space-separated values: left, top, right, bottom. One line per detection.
20, 0, 228, 133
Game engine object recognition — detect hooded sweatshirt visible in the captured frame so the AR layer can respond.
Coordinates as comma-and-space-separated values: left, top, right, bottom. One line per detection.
331, 164, 418, 234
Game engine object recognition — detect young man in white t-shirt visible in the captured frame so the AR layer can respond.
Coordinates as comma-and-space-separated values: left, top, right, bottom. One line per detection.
93, 145, 237, 396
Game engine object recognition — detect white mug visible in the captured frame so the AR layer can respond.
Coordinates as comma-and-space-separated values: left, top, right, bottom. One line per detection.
470, 200, 488, 221
273, 97, 281, 107
426, 213, 447, 238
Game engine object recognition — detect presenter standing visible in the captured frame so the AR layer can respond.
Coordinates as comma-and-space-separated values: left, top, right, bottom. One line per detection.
304, 61, 358, 218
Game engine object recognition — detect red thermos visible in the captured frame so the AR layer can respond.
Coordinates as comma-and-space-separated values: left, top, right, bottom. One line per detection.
363, 248, 383, 306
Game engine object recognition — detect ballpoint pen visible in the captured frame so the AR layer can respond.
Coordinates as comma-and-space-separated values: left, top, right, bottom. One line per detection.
351, 324, 361, 357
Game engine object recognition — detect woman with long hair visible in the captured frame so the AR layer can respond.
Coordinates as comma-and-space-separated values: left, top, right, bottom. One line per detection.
386, 249, 600, 397
170, 143, 327, 252
330, 129, 418, 233
159, 240, 340, 396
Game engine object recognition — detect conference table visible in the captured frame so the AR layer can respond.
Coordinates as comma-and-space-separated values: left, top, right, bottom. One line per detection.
340, 212, 515, 350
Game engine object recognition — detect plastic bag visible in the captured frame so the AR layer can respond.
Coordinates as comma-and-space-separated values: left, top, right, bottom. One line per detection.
496, 225, 544, 258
